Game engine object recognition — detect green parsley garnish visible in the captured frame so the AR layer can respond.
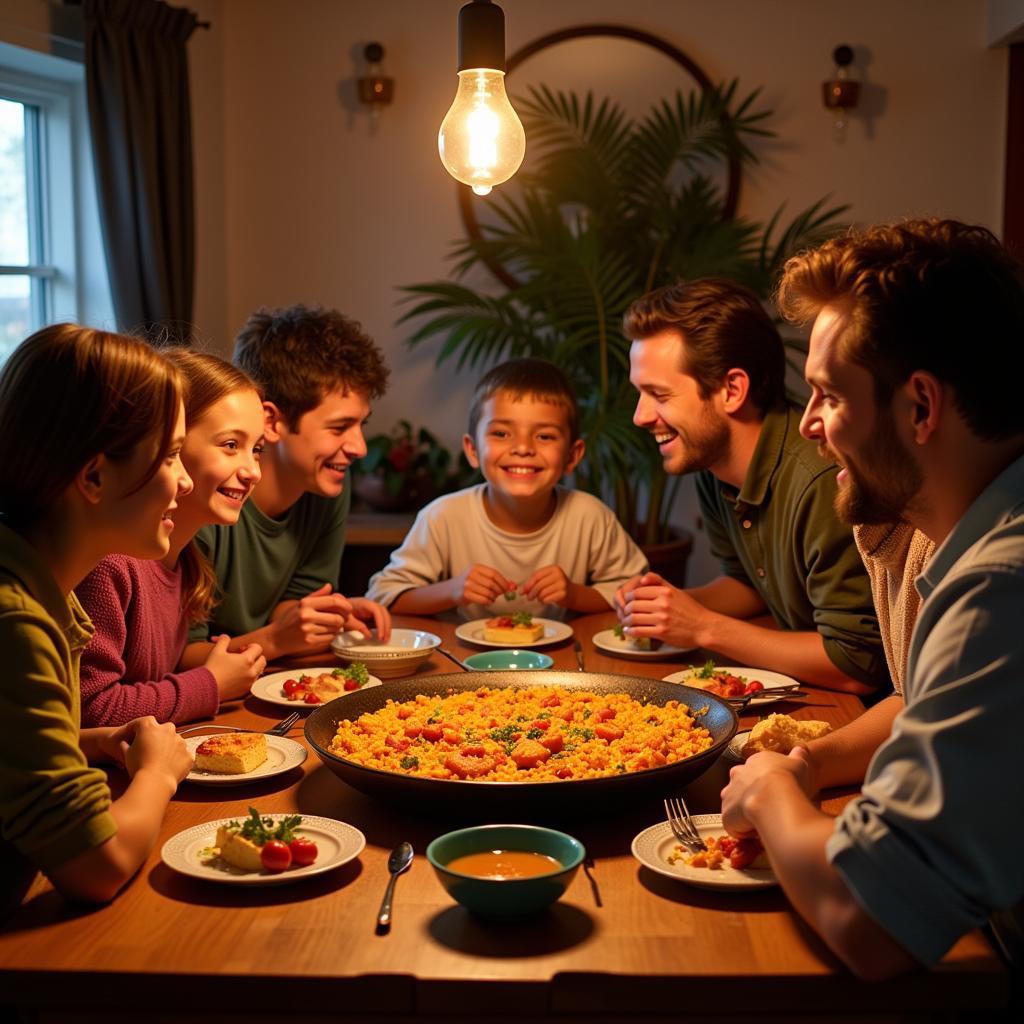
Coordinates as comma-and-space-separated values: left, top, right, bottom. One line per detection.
526, 727, 544, 740
399, 755, 419, 770
344, 662, 369, 686
583, 708, 592, 720
504, 589, 517, 601
511, 611, 533, 626
613, 623, 625, 639
229, 807, 302, 845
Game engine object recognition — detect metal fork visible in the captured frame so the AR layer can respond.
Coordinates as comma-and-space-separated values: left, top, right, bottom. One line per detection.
177, 711, 300, 737
663, 796, 705, 853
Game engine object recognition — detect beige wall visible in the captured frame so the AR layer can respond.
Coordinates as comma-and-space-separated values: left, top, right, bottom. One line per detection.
1, 0, 1009, 583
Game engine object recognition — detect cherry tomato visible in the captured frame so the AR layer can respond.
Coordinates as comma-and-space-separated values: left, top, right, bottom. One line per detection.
260, 839, 292, 872
744, 680, 765, 695
288, 837, 318, 866
282, 678, 303, 695
730, 837, 763, 870
303, 691, 322, 704
343, 678, 359, 691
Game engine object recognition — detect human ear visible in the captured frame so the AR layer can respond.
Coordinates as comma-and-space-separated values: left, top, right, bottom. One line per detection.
462, 433, 480, 469
905, 372, 942, 445
73, 454, 106, 505
262, 402, 286, 442
563, 438, 585, 475
721, 369, 750, 413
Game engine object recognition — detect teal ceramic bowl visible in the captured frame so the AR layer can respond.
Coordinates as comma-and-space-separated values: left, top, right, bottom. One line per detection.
427, 824, 585, 919
463, 650, 554, 671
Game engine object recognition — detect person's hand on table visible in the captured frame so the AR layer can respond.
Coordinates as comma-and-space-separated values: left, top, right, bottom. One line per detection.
205, 634, 267, 701
269, 583, 352, 653
119, 716, 194, 788
344, 597, 392, 642
720, 747, 814, 836
451, 563, 517, 607
614, 571, 716, 649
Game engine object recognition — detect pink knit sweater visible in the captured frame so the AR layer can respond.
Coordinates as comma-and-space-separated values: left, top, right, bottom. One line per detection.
76, 555, 218, 727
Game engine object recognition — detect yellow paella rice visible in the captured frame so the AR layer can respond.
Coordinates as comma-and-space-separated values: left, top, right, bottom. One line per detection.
329, 685, 713, 781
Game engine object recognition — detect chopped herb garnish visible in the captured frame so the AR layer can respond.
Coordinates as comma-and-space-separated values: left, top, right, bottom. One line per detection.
399, 755, 419, 770
526, 727, 544, 740
512, 611, 533, 626
583, 708, 592, 720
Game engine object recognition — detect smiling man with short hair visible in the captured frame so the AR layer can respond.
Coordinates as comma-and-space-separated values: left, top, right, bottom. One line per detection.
721, 218, 1024, 978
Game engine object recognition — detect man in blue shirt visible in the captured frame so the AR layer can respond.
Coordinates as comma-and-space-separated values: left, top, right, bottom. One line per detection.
721, 219, 1024, 978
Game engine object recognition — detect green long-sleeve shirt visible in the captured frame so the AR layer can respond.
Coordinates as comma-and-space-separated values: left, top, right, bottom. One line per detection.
0, 522, 116, 915
695, 404, 887, 689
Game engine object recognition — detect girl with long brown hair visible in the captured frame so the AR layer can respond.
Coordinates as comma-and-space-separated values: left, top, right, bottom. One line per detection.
76, 350, 267, 726
0, 324, 194, 912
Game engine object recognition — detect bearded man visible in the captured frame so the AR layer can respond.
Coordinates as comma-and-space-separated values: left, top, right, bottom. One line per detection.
721, 219, 1024, 978
616, 278, 886, 694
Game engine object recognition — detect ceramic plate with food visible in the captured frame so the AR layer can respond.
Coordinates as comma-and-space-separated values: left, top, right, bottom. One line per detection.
455, 617, 573, 648
662, 663, 799, 706
160, 812, 365, 886
631, 814, 777, 890
183, 734, 307, 785
251, 666, 382, 708
592, 627, 693, 660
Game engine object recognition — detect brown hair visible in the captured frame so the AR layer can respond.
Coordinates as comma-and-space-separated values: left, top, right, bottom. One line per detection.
233, 304, 389, 429
0, 324, 182, 531
163, 349, 261, 625
467, 358, 580, 442
777, 218, 1024, 441
623, 278, 786, 415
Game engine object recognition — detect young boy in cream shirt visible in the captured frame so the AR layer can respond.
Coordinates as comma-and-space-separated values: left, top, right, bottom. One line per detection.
367, 358, 647, 622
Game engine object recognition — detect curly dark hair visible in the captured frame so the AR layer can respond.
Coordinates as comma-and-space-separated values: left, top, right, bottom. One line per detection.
233, 304, 389, 428
623, 278, 786, 416
777, 218, 1024, 442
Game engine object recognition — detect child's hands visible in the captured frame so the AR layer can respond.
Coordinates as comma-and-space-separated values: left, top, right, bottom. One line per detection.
269, 582, 354, 654
521, 565, 574, 607
342, 597, 392, 642
120, 716, 193, 791
452, 564, 518, 607
205, 635, 267, 702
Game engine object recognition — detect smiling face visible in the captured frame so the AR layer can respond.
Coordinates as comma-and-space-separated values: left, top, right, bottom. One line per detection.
106, 401, 193, 558
629, 330, 730, 477
180, 387, 264, 527
273, 387, 371, 499
800, 305, 923, 525
463, 391, 584, 503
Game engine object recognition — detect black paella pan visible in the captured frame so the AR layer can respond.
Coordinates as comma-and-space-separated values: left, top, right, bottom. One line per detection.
304, 671, 738, 812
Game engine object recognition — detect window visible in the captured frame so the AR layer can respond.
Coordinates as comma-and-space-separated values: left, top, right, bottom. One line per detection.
0, 41, 113, 363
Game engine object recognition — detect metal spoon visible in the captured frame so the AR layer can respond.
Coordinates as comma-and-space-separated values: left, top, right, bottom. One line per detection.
376, 841, 414, 931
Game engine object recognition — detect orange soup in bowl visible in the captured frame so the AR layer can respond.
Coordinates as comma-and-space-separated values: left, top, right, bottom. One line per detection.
446, 850, 562, 879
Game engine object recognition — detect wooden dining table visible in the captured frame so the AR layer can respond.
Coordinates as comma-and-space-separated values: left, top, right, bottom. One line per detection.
0, 612, 1007, 1022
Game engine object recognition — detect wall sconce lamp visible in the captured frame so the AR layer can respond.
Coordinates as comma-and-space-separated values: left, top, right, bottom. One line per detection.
438, 0, 525, 196
822, 45, 860, 140
358, 42, 394, 122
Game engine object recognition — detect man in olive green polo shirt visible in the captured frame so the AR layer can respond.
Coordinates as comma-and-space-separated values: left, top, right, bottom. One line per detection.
614, 278, 886, 695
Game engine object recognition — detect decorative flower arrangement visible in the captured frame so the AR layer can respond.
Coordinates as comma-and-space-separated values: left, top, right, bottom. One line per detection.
352, 420, 477, 512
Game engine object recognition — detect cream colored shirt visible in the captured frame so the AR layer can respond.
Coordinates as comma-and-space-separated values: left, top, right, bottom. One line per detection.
366, 484, 648, 621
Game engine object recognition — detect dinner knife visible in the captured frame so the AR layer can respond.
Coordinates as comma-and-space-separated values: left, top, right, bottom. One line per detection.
574, 639, 585, 672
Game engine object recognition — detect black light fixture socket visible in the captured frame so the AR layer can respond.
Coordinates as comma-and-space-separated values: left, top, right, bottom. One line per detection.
457, 0, 506, 73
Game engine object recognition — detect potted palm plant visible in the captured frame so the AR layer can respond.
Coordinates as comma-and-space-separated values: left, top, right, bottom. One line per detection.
399, 80, 847, 572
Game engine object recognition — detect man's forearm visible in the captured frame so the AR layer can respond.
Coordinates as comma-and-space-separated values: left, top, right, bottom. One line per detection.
390, 581, 457, 615
743, 772, 917, 980
804, 694, 904, 790
687, 575, 768, 619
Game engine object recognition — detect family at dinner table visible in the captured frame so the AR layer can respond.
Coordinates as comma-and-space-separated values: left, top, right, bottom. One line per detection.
1, 217, 1021, 984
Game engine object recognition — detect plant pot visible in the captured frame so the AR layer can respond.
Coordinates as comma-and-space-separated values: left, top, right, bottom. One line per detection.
640, 527, 693, 589
353, 472, 440, 513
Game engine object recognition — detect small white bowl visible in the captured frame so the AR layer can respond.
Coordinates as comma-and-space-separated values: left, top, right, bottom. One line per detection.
331, 627, 441, 679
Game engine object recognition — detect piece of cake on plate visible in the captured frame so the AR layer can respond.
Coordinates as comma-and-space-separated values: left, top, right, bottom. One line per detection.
612, 623, 662, 651
483, 612, 545, 644
195, 732, 267, 774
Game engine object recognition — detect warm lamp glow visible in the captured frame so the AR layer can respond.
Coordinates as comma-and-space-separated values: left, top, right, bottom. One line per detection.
438, 68, 525, 196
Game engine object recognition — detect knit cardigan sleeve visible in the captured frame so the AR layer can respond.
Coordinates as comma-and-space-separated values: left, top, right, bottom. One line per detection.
76, 558, 219, 727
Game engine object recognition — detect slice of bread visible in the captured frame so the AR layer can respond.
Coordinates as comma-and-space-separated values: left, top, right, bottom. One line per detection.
195, 732, 267, 774
215, 826, 264, 871
744, 714, 832, 757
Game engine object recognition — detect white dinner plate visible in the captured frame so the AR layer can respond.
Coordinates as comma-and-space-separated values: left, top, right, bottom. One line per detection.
631, 814, 777, 890
161, 814, 365, 886
250, 667, 382, 708
455, 618, 573, 648
592, 628, 693, 660
183, 734, 307, 785
661, 665, 799, 706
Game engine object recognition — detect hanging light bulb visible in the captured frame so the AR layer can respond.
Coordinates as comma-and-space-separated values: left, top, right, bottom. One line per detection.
438, 0, 525, 197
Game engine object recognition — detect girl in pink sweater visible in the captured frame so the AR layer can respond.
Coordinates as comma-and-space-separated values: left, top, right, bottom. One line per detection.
77, 352, 267, 726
